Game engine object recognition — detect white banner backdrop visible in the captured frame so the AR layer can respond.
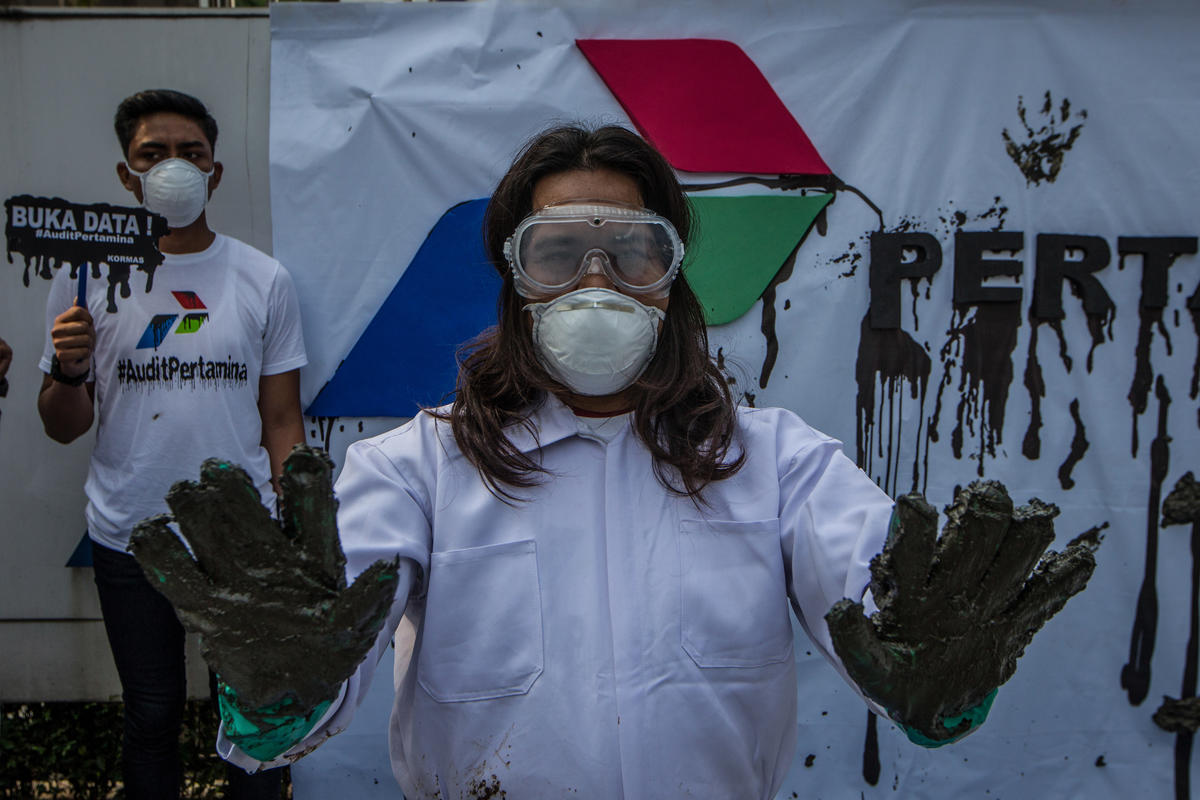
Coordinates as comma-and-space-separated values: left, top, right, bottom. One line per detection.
271, 1, 1200, 796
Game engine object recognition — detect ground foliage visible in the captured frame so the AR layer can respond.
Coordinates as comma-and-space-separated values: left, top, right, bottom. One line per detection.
0, 699, 288, 799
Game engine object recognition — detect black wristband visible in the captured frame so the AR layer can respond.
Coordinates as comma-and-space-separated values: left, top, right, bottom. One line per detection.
50, 355, 89, 386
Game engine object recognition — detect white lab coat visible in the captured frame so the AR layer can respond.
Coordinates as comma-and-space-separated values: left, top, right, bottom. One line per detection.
223, 396, 893, 799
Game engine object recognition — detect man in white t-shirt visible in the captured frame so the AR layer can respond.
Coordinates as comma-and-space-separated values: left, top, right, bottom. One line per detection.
38, 89, 307, 800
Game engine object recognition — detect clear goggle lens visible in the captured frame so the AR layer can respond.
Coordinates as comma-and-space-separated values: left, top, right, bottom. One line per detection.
504, 203, 684, 299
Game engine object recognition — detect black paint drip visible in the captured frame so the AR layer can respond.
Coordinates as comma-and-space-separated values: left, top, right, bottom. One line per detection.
17, 253, 58, 287
862, 711, 880, 786
1122, 376, 1171, 705
854, 315, 931, 497
1057, 398, 1089, 490
1160, 472, 1200, 800
759, 213, 831, 388
1190, 303, 1200, 406
104, 263, 133, 314
852, 203, 1009, 497
1083, 307, 1115, 373
1129, 305, 1173, 457
758, 247, 797, 389
310, 416, 339, 453
924, 364, 953, 497
758, 190, 860, 389
942, 303, 1021, 477
1022, 269, 1114, 459
1022, 321, 1046, 460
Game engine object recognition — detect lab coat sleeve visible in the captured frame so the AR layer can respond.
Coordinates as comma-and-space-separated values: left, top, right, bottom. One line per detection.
775, 413, 894, 716
218, 433, 434, 772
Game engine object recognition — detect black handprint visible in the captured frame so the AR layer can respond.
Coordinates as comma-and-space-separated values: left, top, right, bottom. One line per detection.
1002, 91, 1087, 186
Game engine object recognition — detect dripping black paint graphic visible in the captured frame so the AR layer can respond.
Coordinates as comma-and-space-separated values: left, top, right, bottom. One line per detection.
758, 244, 799, 390
1154, 472, 1200, 800
854, 218, 1021, 785
854, 230, 940, 783
5, 196, 169, 312
1057, 399, 1089, 491
862, 712, 880, 786
855, 315, 930, 499
758, 199, 837, 390
1122, 376, 1171, 705
942, 302, 1021, 478
1127, 292, 1171, 458
310, 416, 340, 452
1122, 238, 1197, 456
1191, 297, 1200, 421
857, 231, 939, 496
1023, 234, 1115, 465
944, 231, 1024, 478
862, 227, 1027, 484
1021, 315, 1046, 461
1118, 239, 1197, 708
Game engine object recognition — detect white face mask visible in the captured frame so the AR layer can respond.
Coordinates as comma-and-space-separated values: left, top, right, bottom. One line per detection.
525, 287, 665, 396
126, 158, 213, 229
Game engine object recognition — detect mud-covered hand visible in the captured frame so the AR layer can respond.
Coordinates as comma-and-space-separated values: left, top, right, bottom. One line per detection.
129, 445, 399, 746
825, 480, 1100, 746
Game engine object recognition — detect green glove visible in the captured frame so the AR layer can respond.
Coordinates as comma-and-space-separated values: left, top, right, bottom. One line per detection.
897, 688, 997, 747
216, 680, 334, 762
129, 445, 399, 757
825, 480, 1100, 746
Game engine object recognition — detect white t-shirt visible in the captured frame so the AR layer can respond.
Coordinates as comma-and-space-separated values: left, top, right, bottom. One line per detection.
41, 234, 307, 550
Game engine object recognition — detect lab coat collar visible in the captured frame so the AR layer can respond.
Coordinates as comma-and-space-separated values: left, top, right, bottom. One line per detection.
502, 393, 614, 454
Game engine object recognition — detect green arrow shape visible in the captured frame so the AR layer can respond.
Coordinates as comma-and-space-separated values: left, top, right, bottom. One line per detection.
684, 194, 833, 326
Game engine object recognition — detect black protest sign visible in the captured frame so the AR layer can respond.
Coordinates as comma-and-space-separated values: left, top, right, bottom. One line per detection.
5, 195, 169, 312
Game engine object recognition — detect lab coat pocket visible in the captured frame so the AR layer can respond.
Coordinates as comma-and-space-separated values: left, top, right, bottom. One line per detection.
417, 539, 544, 703
679, 518, 793, 668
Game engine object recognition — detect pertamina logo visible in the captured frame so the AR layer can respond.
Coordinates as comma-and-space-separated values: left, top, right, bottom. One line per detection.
136, 290, 208, 349
307, 38, 861, 418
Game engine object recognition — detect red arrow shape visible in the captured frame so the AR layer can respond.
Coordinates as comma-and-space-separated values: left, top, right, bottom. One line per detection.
171, 290, 207, 310
577, 38, 831, 176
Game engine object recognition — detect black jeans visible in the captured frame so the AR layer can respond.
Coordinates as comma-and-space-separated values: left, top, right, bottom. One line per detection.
92, 539, 283, 799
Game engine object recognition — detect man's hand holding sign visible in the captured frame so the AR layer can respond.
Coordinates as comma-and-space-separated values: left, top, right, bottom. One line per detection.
40, 258, 99, 443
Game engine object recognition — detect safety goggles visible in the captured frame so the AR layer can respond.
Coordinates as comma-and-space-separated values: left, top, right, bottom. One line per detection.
504, 202, 685, 299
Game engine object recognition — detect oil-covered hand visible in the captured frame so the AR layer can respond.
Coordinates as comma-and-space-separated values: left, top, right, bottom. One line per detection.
825, 481, 1100, 746
129, 445, 399, 728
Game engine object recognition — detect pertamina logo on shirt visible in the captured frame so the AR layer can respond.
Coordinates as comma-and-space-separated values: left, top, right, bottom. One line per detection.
117, 290, 248, 390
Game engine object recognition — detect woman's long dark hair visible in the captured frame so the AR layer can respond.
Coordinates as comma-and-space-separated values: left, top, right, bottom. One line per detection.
436, 124, 744, 502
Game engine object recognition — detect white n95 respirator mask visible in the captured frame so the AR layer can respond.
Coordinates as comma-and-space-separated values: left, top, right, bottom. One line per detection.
126, 158, 213, 229
525, 287, 665, 396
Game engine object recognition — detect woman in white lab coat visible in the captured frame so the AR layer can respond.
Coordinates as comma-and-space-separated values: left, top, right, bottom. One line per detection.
133, 122, 1096, 799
